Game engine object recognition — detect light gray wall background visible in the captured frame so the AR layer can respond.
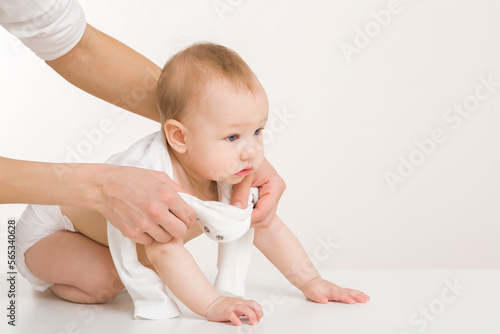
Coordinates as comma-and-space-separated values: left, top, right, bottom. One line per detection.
1, 0, 499, 271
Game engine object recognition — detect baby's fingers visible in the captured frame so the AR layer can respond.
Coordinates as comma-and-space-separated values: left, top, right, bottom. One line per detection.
306, 289, 329, 304
324, 288, 356, 304
348, 289, 370, 303
233, 303, 261, 326
227, 311, 243, 326
247, 300, 264, 320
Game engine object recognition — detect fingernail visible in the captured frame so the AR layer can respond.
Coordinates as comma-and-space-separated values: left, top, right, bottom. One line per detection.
233, 202, 242, 209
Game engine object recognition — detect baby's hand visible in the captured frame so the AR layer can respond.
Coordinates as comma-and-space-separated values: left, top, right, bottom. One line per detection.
301, 277, 370, 304
205, 296, 263, 326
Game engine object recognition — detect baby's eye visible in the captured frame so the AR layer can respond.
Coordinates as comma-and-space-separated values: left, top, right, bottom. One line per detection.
254, 128, 263, 136
226, 135, 239, 142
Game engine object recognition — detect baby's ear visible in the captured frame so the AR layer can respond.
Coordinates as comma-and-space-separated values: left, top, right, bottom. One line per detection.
164, 120, 187, 154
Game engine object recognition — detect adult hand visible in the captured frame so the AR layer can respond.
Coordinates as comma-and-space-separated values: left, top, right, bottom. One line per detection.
95, 164, 196, 245
230, 159, 286, 228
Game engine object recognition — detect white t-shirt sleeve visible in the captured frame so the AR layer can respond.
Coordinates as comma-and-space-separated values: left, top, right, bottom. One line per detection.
0, 0, 86, 60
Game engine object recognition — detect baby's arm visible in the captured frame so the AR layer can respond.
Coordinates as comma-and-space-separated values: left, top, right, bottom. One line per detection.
145, 239, 262, 325
253, 216, 370, 304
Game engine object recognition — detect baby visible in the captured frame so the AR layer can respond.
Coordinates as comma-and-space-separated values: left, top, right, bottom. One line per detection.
16, 42, 369, 326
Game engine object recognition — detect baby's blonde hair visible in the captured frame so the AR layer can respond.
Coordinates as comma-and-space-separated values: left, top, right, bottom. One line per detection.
157, 42, 260, 123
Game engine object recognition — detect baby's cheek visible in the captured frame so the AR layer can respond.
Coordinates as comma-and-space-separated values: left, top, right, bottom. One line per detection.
209, 163, 234, 182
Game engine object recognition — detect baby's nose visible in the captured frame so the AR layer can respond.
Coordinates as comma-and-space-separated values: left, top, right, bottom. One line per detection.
240, 146, 257, 160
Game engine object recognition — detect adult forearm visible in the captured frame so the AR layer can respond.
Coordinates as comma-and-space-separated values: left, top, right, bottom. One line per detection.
45, 24, 162, 122
1, 155, 195, 244
0, 157, 101, 209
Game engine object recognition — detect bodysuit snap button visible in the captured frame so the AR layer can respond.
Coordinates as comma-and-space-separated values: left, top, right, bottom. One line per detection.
204, 226, 210, 233
216, 235, 224, 241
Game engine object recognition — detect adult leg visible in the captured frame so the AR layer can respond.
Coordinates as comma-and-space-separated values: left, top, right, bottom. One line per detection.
25, 231, 124, 304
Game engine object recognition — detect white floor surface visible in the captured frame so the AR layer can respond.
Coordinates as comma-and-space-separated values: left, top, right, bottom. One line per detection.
2, 269, 499, 334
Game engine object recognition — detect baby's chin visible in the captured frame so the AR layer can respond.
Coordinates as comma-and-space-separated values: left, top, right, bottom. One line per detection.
217, 175, 246, 185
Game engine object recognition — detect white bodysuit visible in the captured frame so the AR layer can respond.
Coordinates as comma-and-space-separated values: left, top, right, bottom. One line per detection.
105, 131, 257, 319
0, 0, 86, 60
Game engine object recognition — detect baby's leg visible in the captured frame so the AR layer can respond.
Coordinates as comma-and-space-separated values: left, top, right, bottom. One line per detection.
25, 231, 124, 304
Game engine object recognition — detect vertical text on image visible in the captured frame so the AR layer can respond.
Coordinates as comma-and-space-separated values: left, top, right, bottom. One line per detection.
6, 218, 17, 326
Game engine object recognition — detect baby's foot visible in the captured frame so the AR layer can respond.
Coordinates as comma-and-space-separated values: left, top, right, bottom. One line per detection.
205, 296, 263, 326
301, 277, 370, 304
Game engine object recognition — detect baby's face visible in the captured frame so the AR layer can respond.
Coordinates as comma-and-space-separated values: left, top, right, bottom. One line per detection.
181, 79, 268, 184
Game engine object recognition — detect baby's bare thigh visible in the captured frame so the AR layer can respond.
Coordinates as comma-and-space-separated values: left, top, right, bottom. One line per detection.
25, 230, 121, 293
59, 205, 108, 246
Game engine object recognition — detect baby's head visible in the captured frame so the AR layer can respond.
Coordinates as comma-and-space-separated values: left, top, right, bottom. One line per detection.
157, 42, 269, 185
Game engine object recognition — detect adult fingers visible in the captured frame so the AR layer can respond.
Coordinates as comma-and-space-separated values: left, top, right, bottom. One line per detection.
99, 166, 194, 244
153, 203, 190, 240
157, 173, 197, 230
143, 224, 173, 244
125, 231, 155, 245
249, 167, 285, 227
230, 174, 252, 208
250, 191, 277, 227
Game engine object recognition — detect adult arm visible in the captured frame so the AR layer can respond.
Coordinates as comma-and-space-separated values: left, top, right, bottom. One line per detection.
1, 8, 196, 243
46, 23, 161, 122
1, 0, 159, 120
44, 24, 197, 243
0, 157, 195, 244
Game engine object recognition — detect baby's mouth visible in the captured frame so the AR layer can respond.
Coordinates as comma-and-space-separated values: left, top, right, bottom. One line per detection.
235, 167, 253, 177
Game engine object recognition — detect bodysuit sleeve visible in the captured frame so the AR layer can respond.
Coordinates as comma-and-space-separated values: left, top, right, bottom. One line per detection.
0, 0, 86, 60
